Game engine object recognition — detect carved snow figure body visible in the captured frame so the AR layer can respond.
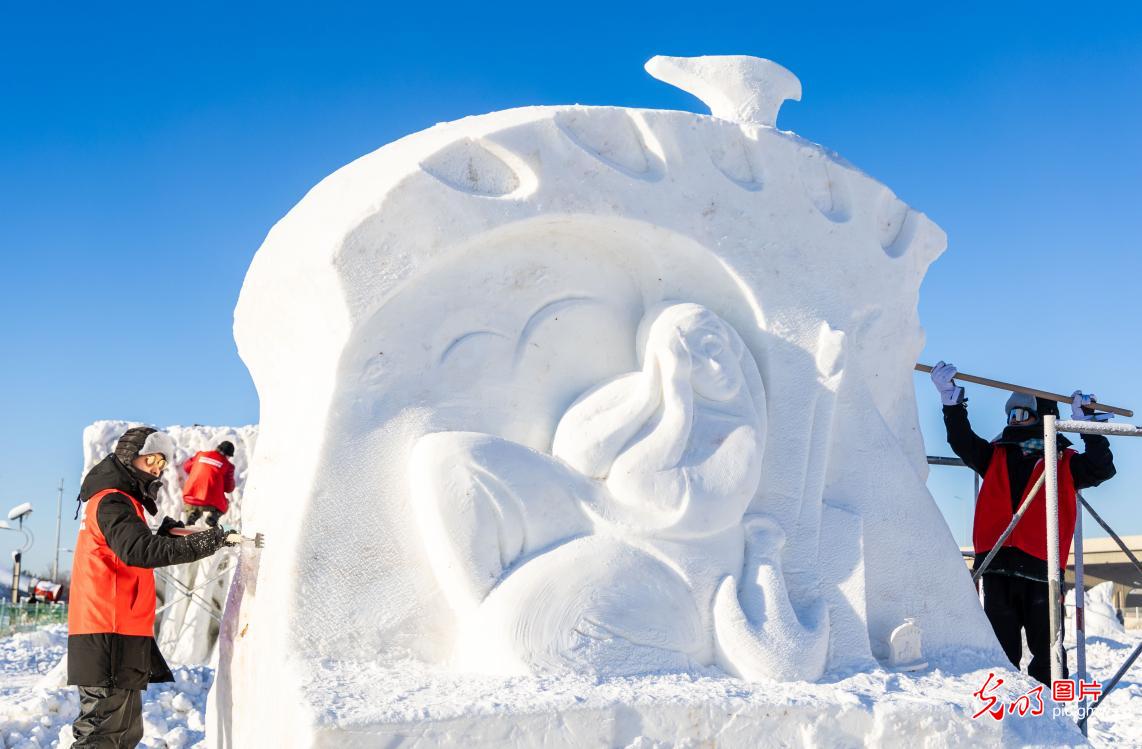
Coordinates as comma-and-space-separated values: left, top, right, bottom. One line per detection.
413, 303, 827, 679
211, 54, 1005, 747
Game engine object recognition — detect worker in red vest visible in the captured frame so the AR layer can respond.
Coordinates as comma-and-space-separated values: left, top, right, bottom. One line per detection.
181, 441, 236, 528
68, 426, 234, 746
930, 363, 1116, 684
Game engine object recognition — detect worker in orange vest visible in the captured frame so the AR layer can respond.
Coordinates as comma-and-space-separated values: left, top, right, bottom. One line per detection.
930, 363, 1116, 684
68, 426, 234, 746
181, 440, 237, 528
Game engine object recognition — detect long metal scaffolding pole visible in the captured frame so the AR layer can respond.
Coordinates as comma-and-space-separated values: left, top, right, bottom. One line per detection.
1074, 493, 1087, 737
1044, 414, 1065, 685
1054, 420, 1142, 437
1078, 495, 1142, 583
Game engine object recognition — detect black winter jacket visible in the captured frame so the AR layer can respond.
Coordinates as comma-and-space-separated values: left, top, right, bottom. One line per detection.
942, 403, 1116, 581
67, 455, 225, 689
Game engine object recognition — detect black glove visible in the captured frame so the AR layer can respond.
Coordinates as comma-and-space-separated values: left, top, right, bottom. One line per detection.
185, 526, 228, 557
157, 516, 185, 537
220, 527, 242, 547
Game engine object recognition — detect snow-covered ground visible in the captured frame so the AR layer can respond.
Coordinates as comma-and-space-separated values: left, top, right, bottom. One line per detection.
0, 623, 1138, 747
0, 626, 211, 748
1063, 632, 1142, 746
0, 629, 62, 698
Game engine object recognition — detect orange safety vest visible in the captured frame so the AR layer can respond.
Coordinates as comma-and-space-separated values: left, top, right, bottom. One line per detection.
68, 489, 157, 637
972, 446, 1077, 565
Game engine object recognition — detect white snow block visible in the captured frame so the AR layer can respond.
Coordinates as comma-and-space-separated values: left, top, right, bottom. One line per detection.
209, 54, 1014, 746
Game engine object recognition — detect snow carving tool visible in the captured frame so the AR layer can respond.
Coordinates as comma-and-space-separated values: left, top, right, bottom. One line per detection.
169, 527, 265, 547
914, 363, 1133, 418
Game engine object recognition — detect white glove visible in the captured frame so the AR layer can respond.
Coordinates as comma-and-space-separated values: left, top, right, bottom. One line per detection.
1071, 390, 1111, 422
930, 361, 965, 406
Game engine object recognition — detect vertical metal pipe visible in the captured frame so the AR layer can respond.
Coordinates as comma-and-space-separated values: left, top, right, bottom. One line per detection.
8, 552, 18, 604
52, 478, 63, 582
1074, 492, 1087, 735
972, 471, 980, 546
1044, 413, 1064, 684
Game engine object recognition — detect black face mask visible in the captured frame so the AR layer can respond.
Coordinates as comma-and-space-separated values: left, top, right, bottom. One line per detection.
142, 476, 164, 502
1004, 422, 1044, 440
125, 463, 164, 509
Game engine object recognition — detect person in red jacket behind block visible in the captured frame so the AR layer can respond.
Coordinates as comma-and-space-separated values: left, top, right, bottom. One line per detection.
181, 441, 236, 528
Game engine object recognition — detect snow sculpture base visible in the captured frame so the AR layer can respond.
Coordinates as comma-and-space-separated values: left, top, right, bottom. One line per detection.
299, 663, 1084, 748
212, 54, 1011, 746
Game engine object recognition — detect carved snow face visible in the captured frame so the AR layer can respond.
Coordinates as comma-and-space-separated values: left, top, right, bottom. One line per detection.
642, 303, 749, 404
681, 314, 744, 402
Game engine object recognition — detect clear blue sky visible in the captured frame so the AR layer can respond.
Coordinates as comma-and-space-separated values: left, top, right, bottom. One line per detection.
1, 3, 1139, 573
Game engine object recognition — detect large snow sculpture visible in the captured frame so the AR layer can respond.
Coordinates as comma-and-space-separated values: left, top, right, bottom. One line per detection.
211, 54, 1005, 747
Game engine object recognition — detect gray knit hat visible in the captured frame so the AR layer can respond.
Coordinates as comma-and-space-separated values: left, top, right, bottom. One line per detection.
114, 426, 175, 466
1005, 392, 1038, 418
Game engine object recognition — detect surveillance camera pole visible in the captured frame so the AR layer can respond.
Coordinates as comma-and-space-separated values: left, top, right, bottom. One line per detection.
52, 479, 63, 582
9, 550, 18, 604
5, 504, 34, 603
11, 515, 24, 604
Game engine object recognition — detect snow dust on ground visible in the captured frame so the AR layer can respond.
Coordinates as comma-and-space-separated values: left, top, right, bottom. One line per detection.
0, 624, 1138, 747
0, 626, 211, 749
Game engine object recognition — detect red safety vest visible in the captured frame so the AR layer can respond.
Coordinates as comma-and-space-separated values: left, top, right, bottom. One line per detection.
68, 489, 157, 637
972, 446, 1077, 565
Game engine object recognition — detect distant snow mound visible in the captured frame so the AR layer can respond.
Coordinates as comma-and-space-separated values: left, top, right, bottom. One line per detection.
1067, 581, 1126, 637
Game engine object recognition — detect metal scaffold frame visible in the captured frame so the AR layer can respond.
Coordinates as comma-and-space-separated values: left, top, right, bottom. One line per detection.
929, 416, 1142, 734
154, 558, 233, 624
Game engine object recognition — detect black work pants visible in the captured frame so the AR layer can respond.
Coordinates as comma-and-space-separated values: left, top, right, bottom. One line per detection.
184, 504, 220, 528
982, 573, 1068, 685
73, 686, 144, 748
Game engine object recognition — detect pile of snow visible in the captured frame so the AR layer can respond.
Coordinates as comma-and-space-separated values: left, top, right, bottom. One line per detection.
0, 626, 67, 698
1065, 632, 1142, 745
0, 624, 213, 748
211, 53, 1014, 745
5, 624, 1141, 747
1067, 581, 1127, 638
82, 421, 257, 665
